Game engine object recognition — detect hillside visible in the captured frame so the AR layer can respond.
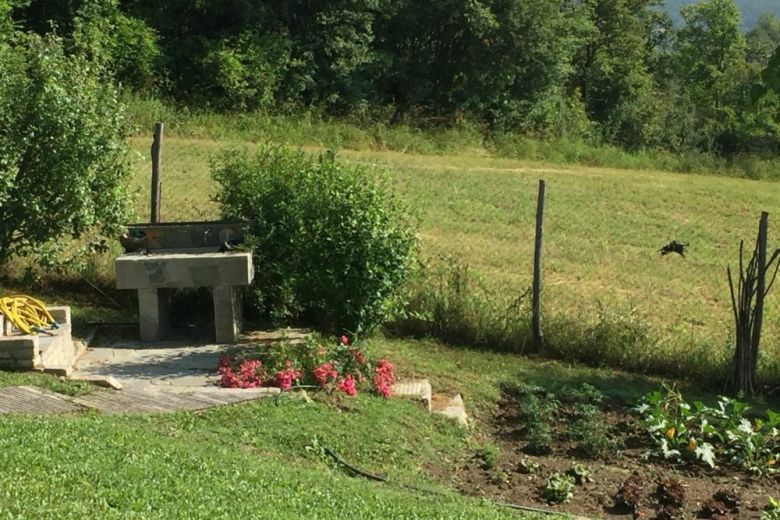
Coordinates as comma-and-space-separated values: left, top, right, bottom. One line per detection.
664, 0, 780, 30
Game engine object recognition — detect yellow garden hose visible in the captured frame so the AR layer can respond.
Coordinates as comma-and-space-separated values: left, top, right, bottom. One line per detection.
0, 295, 58, 335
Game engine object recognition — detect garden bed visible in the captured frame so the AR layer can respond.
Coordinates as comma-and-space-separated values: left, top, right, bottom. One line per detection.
438, 384, 779, 519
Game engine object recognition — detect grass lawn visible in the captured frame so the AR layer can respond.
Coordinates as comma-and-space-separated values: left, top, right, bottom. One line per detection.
0, 332, 623, 519
0, 392, 533, 519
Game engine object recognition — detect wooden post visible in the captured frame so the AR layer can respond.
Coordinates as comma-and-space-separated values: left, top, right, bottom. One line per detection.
532, 179, 546, 351
750, 211, 769, 377
150, 122, 164, 223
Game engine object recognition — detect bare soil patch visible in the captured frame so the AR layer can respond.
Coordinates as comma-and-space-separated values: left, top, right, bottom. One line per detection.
435, 386, 778, 519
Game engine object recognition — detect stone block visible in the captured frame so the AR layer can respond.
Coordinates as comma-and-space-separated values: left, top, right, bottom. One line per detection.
138, 288, 171, 342
431, 393, 469, 427
116, 252, 253, 290
213, 286, 242, 343
391, 379, 432, 410
70, 375, 123, 390
48, 306, 71, 325
0, 306, 79, 372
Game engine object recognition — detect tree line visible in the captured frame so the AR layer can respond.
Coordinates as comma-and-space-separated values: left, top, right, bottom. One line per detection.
3, 0, 780, 158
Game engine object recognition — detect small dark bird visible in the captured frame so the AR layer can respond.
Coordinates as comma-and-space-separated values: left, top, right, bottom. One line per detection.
119, 232, 147, 253
659, 240, 688, 258
218, 237, 245, 253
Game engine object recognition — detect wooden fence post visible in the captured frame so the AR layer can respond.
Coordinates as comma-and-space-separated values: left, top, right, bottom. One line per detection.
532, 179, 546, 351
151, 122, 164, 223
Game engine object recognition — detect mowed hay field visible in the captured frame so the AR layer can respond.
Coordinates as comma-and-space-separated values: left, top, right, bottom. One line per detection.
128, 136, 780, 381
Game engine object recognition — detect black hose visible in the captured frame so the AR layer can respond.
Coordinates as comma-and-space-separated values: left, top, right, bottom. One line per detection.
323, 445, 567, 517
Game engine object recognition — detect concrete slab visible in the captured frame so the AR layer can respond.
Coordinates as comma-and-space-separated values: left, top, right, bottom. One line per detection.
116, 252, 253, 290
431, 393, 469, 427
71, 342, 225, 391
392, 379, 432, 410
0, 386, 86, 414
69, 329, 307, 389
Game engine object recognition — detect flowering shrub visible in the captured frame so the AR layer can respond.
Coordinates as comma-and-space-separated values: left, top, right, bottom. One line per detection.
217, 335, 394, 398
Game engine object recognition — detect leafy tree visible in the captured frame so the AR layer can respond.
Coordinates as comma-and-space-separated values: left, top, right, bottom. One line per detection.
674, 0, 747, 152
276, 0, 381, 107
746, 13, 780, 65
0, 33, 132, 265
568, 0, 666, 149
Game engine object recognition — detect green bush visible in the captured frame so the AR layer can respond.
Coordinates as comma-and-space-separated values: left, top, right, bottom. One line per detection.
212, 145, 417, 334
71, 0, 161, 92
0, 33, 132, 265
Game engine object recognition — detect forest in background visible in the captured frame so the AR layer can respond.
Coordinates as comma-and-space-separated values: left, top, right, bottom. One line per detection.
3, 0, 780, 165
665, 0, 780, 29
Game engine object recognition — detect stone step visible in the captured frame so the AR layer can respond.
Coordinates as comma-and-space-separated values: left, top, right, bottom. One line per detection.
391, 379, 468, 427
431, 393, 468, 427
391, 379, 432, 410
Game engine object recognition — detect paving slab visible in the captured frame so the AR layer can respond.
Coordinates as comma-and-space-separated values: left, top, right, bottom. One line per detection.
0, 386, 86, 415
391, 379, 432, 410
73, 328, 311, 391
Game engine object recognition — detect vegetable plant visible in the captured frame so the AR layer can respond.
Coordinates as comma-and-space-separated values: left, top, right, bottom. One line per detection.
635, 385, 779, 473
541, 473, 575, 504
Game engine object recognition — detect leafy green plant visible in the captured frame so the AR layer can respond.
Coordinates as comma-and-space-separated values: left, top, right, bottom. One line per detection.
525, 423, 554, 455
558, 383, 604, 404
567, 402, 624, 459
517, 457, 539, 474
0, 32, 132, 266
635, 385, 779, 473
762, 497, 780, 520
477, 443, 500, 470
541, 473, 575, 504
566, 463, 592, 485
517, 391, 559, 454
213, 145, 418, 334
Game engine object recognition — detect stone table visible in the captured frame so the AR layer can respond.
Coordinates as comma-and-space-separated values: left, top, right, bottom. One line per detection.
116, 251, 254, 343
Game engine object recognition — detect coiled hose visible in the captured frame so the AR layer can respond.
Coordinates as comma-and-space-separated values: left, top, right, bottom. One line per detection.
0, 295, 58, 335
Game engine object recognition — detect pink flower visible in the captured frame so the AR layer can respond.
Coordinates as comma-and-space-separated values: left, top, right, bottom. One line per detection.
372, 359, 394, 399
237, 359, 263, 388
312, 362, 338, 387
337, 375, 357, 396
350, 348, 366, 365
274, 367, 302, 391
219, 367, 241, 388
218, 355, 232, 372
339, 335, 350, 346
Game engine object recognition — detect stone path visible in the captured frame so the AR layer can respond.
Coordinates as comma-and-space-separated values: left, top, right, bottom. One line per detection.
0, 386, 85, 414
0, 384, 279, 415
1, 330, 468, 422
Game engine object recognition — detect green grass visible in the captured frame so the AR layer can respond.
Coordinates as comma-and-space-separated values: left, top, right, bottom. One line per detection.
0, 356, 566, 519
0, 370, 92, 395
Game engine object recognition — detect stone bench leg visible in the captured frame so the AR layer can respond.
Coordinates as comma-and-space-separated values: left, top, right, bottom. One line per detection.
213, 286, 242, 343
138, 288, 171, 342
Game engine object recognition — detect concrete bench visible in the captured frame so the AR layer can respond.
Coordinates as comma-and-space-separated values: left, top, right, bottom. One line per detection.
115, 222, 254, 343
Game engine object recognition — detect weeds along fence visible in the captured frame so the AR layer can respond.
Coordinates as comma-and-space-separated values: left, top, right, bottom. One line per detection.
388, 184, 780, 391
387, 260, 740, 386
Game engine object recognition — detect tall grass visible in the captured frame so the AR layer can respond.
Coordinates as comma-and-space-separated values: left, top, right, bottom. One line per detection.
389, 260, 777, 388
126, 96, 780, 181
